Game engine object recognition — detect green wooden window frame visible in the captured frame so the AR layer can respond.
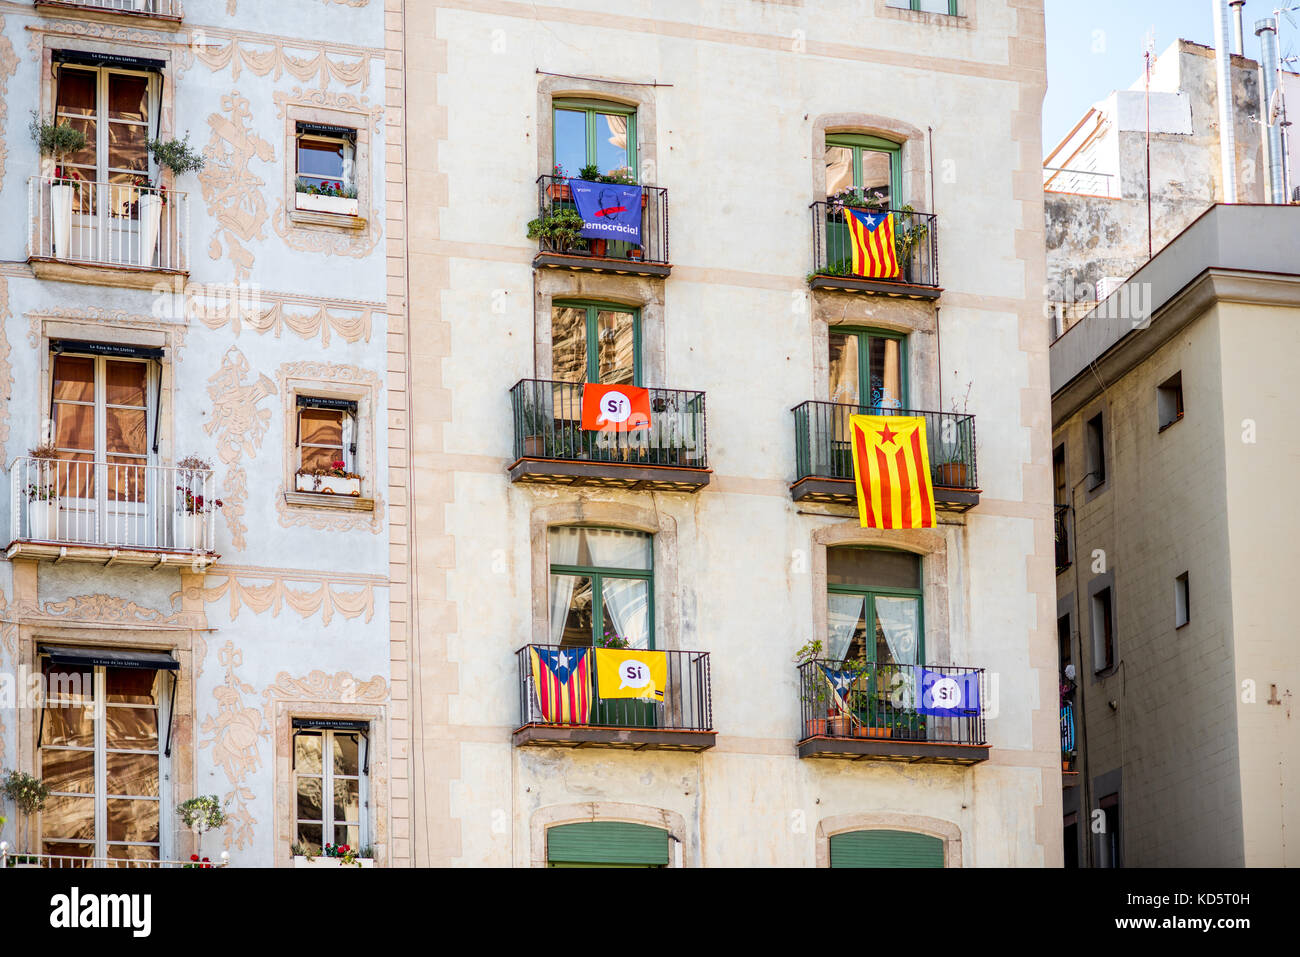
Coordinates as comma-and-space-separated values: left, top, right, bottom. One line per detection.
553, 300, 642, 385
887, 0, 960, 16
553, 98, 638, 179
827, 547, 924, 664
547, 821, 669, 867
550, 527, 655, 649
830, 829, 944, 868
830, 326, 909, 409
826, 133, 902, 204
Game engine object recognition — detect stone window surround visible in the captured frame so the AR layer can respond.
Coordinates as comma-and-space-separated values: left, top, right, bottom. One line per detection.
280, 101, 374, 232
877, 0, 975, 29
535, 76, 659, 184
278, 366, 379, 512
1087, 570, 1117, 681
811, 113, 928, 212
533, 271, 666, 386
810, 299, 939, 408
529, 802, 688, 868
271, 700, 389, 867
1082, 401, 1110, 503
528, 501, 679, 650
810, 523, 952, 665
815, 812, 963, 867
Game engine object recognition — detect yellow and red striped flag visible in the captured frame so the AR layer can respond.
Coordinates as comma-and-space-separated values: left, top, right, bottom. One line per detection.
847, 208, 900, 279
849, 415, 935, 529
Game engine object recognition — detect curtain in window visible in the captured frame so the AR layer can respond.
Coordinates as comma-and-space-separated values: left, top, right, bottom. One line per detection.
826, 594, 866, 662
874, 596, 919, 665
547, 527, 582, 644
581, 527, 651, 570
341, 413, 355, 473
600, 578, 649, 649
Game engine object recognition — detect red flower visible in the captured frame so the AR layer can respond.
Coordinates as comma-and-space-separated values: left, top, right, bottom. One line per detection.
332, 459, 346, 470
190, 854, 199, 861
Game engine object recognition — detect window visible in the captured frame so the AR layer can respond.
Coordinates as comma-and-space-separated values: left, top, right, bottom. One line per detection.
1097, 793, 1121, 867
548, 527, 653, 649
54, 63, 157, 199
294, 122, 358, 214
1157, 372, 1184, 431
1058, 615, 1073, 681
51, 346, 158, 503
295, 397, 357, 473
886, 0, 961, 15
826, 547, 923, 666
1053, 444, 1067, 506
1175, 572, 1190, 628
829, 829, 944, 868
39, 654, 173, 863
825, 133, 901, 206
828, 328, 906, 409
1085, 413, 1106, 488
292, 723, 369, 854
547, 822, 669, 868
551, 303, 640, 386
553, 99, 636, 179
1063, 813, 1079, 869
1091, 587, 1114, 673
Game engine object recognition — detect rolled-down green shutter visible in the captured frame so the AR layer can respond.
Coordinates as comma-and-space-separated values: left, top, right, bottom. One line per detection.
830, 830, 944, 868
547, 822, 670, 867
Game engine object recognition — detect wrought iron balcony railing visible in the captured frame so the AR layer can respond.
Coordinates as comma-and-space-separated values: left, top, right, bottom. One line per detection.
533, 174, 669, 271
792, 401, 977, 490
1054, 504, 1072, 571
36, 0, 183, 16
28, 176, 190, 272
10, 457, 217, 556
809, 200, 938, 290
509, 378, 708, 470
797, 659, 988, 763
0, 848, 227, 869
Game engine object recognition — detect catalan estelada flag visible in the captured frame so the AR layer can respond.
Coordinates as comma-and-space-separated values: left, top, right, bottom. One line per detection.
530, 647, 592, 724
849, 415, 936, 529
846, 208, 900, 279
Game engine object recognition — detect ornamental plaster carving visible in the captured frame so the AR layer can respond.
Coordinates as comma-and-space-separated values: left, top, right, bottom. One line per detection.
0, 279, 13, 465
25, 308, 189, 355
200, 92, 274, 282
198, 641, 269, 851
0, 16, 18, 196
24, 20, 173, 56
262, 670, 388, 706
205, 346, 277, 551
188, 27, 378, 91
36, 593, 186, 627
188, 573, 377, 625
191, 290, 377, 345
272, 200, 383, 258
272, 88, 382, 134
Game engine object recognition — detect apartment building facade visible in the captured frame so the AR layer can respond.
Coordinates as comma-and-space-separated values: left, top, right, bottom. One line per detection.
1051, 204, 1299, 867
391, 0, 1060, 867
0, 0, 392, 867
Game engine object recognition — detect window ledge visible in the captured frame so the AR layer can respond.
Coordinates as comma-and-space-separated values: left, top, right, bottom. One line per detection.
28, 257, 187, 291
288, 209, 367, 231
283, 491, 375, 512
878, 2, 970, 29
1158, 413, 1184, 434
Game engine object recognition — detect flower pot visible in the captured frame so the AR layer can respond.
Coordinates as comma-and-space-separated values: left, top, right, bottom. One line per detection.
296, 192, 359, 216
295, 473, 362, 496
935, 462, 969, 488
173, 512, 204, 551
859, 725, 892, 738
827, 715, 853, 737
806, 718, 828, 737
545, 183, 572, 202
627, 247, 644, 261
522, 435, 547, 458
589, 238, 607, 258
26, 498, 58, 540
50, 183, 74, 259
293, 856, 374, 869
137, 193, 164, 267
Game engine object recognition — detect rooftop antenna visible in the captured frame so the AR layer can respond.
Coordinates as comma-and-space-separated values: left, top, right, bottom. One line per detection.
1144, 28, 1156, 258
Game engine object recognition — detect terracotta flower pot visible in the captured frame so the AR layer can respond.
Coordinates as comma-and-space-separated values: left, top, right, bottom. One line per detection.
590, 238, 607, 257
807, 718, 827, 737
627, 247, 644, 261
860, 725, 892, 738
936, 462, 968, 487
546, 183, 572, 202
827, 715, 852, 737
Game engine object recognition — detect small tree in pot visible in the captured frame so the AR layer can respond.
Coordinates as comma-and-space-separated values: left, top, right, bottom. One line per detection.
526, 205, 586, 254
30, 112, 88, 259
2, 769, 51, 866
177, 794, 227, 862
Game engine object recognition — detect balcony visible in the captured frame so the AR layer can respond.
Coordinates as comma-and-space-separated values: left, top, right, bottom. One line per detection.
797, 660, 989, 765
1054, 504, 1072, 572
1061, 699, 1079, 787
513, 644, 715, 752
808, 201, 939, 298
790, 402, 979, 511
531, 175, 670, 278
0, 848, 228, 869
8, 457, 218, 567
33, 0, 183, 28
28, 176, 189, 289
507, 379, 710, 492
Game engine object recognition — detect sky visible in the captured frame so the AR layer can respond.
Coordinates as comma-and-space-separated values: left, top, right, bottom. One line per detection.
1043, 0, 1298, 153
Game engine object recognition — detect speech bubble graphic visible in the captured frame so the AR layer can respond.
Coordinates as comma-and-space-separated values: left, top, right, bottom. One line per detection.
929, 677, 962, 709
618, 658, 651, 690
597, 390, 632, 425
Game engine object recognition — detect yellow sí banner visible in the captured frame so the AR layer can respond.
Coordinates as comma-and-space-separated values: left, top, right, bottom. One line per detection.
594, 648, 667, 701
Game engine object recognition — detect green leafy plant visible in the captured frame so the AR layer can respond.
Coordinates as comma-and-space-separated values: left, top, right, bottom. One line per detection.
597, 165, 636, 184
177, 794, 227, 832
3, 770, 51, 856
577, 163, 601, 181
30, 112, 86, 162
526, 205, 586, 253
295, 176, 358, 199
148, 133, 206, 175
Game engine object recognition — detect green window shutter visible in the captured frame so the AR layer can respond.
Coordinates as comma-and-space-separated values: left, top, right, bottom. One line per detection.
830, 830, 944, 868
547, 822, 670, 866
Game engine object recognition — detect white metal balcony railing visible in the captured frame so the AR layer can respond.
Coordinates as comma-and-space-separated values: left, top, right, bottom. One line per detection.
1, 847, 230, 869
10, 457, 217, 553
28, 176, 189, 272
39, 0, 182, 15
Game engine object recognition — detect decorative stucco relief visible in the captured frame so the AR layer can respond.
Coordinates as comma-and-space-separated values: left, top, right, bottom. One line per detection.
0, 16, 18, 196
263, 670, 388, 707
187, 572, 378, 625
26, 308, 189, 355
199, 641, 268, 851
35, 594, 186, 627
205, 346, 276, 551
191, 292, 377, 345
201, 93, 274, 282
24, 20, 174, 59
0, 278, 13, 465
187, 28, 378, 91
272, 87, 382, 134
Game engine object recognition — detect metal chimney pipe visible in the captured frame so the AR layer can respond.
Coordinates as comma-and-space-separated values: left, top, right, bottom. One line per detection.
1256, 18, 1289, 204
1213, 0, 1239, 203
1230, 0, 1246, 56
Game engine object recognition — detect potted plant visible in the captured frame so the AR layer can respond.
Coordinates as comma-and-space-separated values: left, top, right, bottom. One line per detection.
177, 794, 226, 862
31, 113, 87, 259
793, 640, 849, 737
135, 134, 203, 265
24, 444, 59, 541
893, 203, 929, 284
295, 459, 363, 496
2, 769, 51, 867
526, 205, 585, 255
934, 380, 974, 488
627, 246, 644, 262
519, 399, 548, 457
173, 456, 222, 551
292, 842, 375, 868
545, 163, 572, 201
296, 177, 360, 216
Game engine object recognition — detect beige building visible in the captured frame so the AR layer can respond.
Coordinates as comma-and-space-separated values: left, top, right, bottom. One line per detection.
1051, 203, 1300, 867
389, 0, 1060, 867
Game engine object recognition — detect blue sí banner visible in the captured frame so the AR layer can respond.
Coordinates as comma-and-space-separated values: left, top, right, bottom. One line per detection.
570, 179, 642, 244
918, 668, 981, 717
